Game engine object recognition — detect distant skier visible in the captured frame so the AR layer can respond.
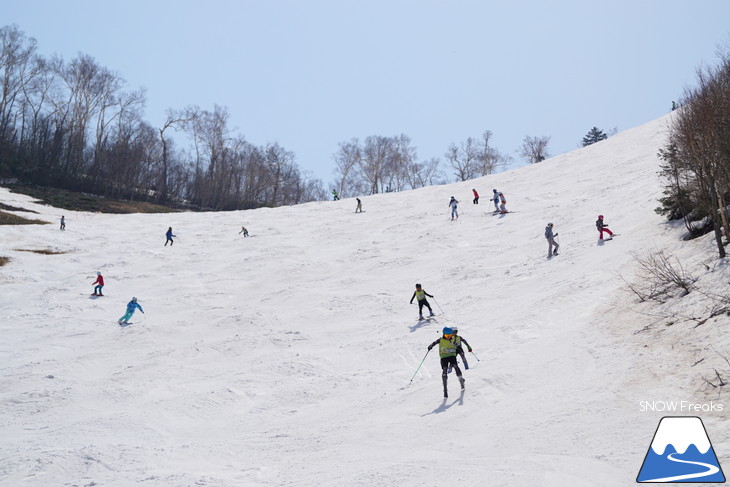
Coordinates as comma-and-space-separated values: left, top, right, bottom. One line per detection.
239, 226, 249, 237
672, 101, 677, 111
596, 215, 614, 240
410, 283, 435, 320
60, 215, 65, 230
332, 189, 340, 201
427, 327, 465, 398
355, 197, 362, 213
165, 227, 175, 246
472, 189, 479, 204
92, 271, 104, 296
492, 189, 500, 212
118, 297, 144, 324
545, 222, 559, 258
452, 327, 472, 371
497, 191, 507, 213
449, 196, 459, 220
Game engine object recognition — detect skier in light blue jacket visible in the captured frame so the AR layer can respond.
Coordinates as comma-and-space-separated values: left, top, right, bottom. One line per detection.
449, 196, 459, 221
118, 297, 144, 324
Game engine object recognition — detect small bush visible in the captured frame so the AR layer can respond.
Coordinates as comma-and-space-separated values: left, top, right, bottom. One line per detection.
0, 211, 48, 225
15, 249, 67, 255
0, 202, 38, 213
0, 256, 9, 266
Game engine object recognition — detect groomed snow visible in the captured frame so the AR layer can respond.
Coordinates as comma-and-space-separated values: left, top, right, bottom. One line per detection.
1, 112, 728, 486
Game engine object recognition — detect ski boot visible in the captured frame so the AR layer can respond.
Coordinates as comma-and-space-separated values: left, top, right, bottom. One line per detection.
429, 311, 435, 317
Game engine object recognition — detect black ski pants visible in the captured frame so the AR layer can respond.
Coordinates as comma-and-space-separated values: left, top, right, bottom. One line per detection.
440, 356, 462, 393
418, 299, 432, 315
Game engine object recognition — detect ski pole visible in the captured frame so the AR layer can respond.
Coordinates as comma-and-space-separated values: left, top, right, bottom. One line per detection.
470, 350, 481, 362
409, 349, 431, 383
432, 297, 445, 315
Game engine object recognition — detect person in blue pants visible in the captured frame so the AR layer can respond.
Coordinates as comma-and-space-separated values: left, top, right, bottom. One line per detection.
118, 297, 144, 324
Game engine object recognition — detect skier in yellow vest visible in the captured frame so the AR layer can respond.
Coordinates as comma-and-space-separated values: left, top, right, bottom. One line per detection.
409, 283, 435, 320
451, 327, 473, 371
427, 327, 465, 398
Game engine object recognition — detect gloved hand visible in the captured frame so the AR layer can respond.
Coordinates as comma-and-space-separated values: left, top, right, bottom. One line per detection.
427, 345, 433, 351
554, 233, 559, 237
468, 348, 473, 352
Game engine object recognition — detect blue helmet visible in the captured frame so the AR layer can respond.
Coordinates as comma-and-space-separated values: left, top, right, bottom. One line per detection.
443, 327, 454, 335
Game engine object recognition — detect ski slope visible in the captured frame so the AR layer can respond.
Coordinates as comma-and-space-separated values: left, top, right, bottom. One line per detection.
1, 113, 728, 486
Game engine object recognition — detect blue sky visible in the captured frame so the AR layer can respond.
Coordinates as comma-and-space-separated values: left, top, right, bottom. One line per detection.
5, 0, 730, 183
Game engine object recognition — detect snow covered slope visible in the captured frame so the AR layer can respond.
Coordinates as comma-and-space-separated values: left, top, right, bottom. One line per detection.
1, 113, 728, 486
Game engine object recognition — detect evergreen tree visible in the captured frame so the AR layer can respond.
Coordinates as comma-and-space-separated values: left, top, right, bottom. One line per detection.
581, 127, 608, 147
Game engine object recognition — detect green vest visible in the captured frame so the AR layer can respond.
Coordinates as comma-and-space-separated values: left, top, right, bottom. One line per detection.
453, 335, 462, 347
415, 289, 426, 301
439, 337, 457, 358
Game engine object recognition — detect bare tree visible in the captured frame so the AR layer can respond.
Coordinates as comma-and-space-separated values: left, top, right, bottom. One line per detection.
518, 135, 551, 163
445, 138, 479, 181
0, 25, 41, 146
476, 130, 509, 175
158, 108, 193, 202
332, 138, 362, 198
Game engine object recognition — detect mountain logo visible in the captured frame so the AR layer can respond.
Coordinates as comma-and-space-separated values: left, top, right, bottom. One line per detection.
637, 416, 725, 483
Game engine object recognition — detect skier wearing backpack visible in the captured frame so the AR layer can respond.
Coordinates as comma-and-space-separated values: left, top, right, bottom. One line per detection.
596, 215, 614, 240
427, 327, 465, 398
452, 327, 472, 370
91, 271, 104, 296
545, 222, 559, 258
239, 226, 249, 237
449, 196, 459, 220
410, 283, 435, 320
118, 297, 144, 324
497, 191, 508, 213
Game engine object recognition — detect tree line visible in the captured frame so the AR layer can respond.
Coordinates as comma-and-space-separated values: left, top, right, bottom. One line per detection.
656, 49, 730, 258
2, 24, 611, 209
0, 24, 327, 210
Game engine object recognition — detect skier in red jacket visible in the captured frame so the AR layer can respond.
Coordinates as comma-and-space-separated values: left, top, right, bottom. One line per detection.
92, 272, 105, 296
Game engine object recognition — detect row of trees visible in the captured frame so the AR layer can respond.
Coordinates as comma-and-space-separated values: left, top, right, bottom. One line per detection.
1, 24, 614, 207
0, 24, 326, 210
331, 132, 558, 198
656, 50, 730, 258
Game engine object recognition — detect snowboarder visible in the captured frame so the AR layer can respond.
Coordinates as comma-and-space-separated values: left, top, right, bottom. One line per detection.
355, 197, 362, 213
472, 189, 479, 205
410, 283, 435, 320
497, 191, 507, 213
332, 189, 340, 201
60, 215, 65, 230
449, 196, 459, 220
452, 327, 473, 370
545, 222, 559, 258
239, 226, 249, 237
165, 227, 175, 246
492, 189, 500, 212
596, 215, 614, 240
427, 327, 465, 398
92, 271, 104, 296
118, 297, 144, 324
